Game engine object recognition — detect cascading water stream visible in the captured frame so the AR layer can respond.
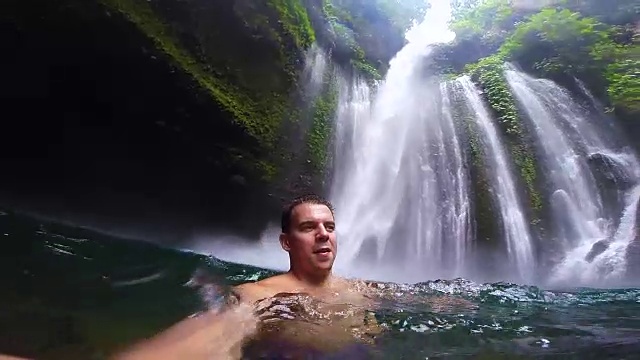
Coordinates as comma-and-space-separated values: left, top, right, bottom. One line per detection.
452, 76, 536, 283
438, 81, 472, 276
330, 0, 472, 283
504, 65, 640, 286
301, 43, 329, 100
505, 68, 607, 248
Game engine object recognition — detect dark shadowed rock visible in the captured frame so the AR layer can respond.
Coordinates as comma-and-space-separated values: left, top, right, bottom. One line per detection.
587, 152, 635, 191
584, 238, 611, 263
626, 240, 640, 278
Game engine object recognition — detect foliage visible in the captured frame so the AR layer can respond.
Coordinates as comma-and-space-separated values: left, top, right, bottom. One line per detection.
431, 0, 530, 76
352, 59, 382, 80
604, 45, 640, 115
465, 55, 518, 134
326, 0, 428, 34
498, 9, 611, 75
102, 0, 314, 154
446, 0, 640, 119
448, 0, 532, 54
450, 0, 514, 39
557, 0, 640, 25
496, 8, 639, 116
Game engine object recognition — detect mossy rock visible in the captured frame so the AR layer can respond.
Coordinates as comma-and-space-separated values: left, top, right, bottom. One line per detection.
465, 57, 543, 223
100, 0, 316, 150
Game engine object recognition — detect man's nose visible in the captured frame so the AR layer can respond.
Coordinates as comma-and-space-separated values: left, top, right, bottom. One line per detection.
316, 225, 329, 239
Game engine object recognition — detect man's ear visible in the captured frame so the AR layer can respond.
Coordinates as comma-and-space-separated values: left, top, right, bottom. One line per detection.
279, 233, 291, 252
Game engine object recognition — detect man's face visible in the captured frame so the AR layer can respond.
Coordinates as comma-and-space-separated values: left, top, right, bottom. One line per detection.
280, 203, 337, 273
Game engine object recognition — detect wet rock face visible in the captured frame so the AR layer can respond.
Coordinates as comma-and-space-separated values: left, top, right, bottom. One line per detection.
584, 238, 611, 263
0, 0, 287, 242
626, 241, 640, 278
586, 152, 637, 218
0, 0, 437, 244
587, 152, 636, 191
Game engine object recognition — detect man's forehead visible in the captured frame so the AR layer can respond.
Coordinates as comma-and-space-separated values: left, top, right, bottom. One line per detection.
291, 203, 334, 221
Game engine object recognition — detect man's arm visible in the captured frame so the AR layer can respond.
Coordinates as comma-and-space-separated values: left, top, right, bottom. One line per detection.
109, 302, 258, 360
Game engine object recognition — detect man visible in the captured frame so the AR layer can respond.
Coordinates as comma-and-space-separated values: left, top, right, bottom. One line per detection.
235, 194, 362, 303
112, 194, 380, 360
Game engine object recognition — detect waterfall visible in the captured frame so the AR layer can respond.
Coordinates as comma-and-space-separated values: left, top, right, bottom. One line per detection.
504, 65, 640, 286
505, 67, 605, 249
453, 76, 536, 283
301, 43, 329, 100
329, 1, 471, 283
439, 81, 473, 277
193, 4, 640, 288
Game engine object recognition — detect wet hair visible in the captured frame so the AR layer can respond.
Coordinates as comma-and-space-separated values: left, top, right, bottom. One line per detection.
280, 194, 335, 233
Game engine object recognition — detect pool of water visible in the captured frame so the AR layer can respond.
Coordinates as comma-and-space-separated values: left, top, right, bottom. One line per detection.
1, 209, 640, 359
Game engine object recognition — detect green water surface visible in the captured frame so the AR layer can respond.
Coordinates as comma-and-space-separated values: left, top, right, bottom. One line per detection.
1, 209, 640, 359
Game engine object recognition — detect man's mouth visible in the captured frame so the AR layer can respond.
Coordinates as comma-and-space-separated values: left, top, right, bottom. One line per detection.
313, 248, 331, 254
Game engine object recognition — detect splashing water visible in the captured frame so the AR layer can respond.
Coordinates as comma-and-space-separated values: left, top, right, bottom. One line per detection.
548, 185, 640, 287
4, 208, 640, 359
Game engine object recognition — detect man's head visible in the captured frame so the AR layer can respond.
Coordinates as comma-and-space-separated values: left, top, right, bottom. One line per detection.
279, 194, 337, 278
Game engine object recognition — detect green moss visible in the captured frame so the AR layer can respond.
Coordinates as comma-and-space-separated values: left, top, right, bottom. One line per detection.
463, 114, 500, 243
98, 0, 329, 184
510, 142, 543, 213
352, 59, 382, 81
465, 55, 542, 217
307, 79, 339, 171
465, 55, 520, 135
257, 160, 279, 181
322, 15, 379, 80
268, 0, 316, 49
322, 0, 352, 23
100, 0, 287, 147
